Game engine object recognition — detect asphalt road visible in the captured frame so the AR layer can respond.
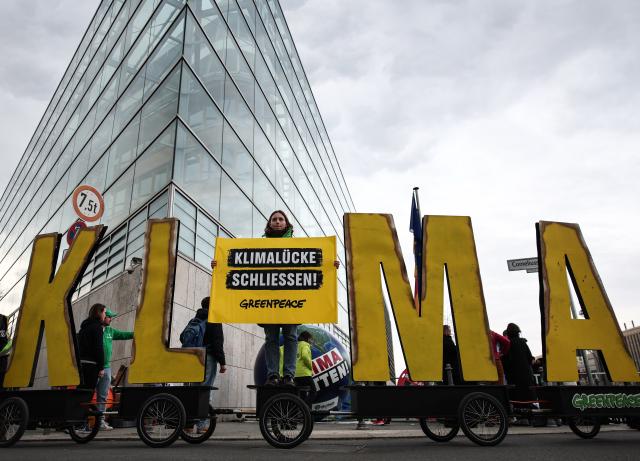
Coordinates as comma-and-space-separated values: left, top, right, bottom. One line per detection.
6, 431, 640, 461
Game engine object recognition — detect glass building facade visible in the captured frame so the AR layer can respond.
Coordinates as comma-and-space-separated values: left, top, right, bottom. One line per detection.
0, 0, 354, 343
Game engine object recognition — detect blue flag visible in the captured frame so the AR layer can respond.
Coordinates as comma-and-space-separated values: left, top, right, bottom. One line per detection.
409, 189, 422, 312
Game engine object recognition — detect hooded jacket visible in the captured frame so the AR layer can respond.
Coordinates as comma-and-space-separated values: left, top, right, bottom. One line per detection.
196, 308, 226, 366
78, 317, 105, 369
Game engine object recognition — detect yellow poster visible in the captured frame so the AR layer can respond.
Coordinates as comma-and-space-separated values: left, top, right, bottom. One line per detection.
210, 237, 337, 324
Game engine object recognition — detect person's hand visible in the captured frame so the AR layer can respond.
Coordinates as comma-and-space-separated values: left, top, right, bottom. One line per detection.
334, 260, 340, 269
98, 369, 105, 378
220, 365, 227, 373
210, 260, 217, 270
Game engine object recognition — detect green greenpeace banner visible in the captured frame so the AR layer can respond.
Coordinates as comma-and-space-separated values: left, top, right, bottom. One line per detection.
572, 393, 640, 411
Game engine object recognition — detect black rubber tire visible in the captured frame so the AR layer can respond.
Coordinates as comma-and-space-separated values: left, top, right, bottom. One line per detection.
180, 405, 216, 444
568, 415, 601, 439
418, 417, 459, 442
67, 416, 100, 444
0, 396, 29, 448
259, 393, 312, 449
136, 393, 186, 448
457, 392, 508, 446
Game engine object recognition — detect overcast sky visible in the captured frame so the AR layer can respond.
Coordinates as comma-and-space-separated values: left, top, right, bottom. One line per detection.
1, 1, 640, 363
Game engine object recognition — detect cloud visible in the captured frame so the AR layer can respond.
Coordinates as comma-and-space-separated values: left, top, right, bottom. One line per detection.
0, 0, 99, 195
283, 0, 640, 359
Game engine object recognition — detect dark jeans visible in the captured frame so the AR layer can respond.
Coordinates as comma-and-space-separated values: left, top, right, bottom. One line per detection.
80, 362, 100, 390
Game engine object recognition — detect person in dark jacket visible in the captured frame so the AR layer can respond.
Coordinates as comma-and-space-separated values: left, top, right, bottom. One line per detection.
194, 297, 226, 433
502, 323, 536, 401
442, 325, 461, 384
77, 303, 106, 390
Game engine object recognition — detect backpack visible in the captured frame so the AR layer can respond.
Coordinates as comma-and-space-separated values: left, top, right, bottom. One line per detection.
180, 317, 206, 347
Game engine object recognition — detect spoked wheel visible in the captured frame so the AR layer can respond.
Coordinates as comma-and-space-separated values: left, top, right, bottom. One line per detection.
568, 415, 600, 439
0, 397, 29, 448
418, 417, 459, 442
136, 393, 186, 448
180, 405, 217, 444
68, 415, 100, 444
458, 392, 508, 446
259, 394, 312, 449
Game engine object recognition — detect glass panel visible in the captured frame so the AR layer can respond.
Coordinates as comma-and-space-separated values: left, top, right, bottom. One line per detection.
195, 212, 216, 268
252, 164, 275, 216
83, 155, 109, 194
225, 32, 254, 109
219, 173, 252, 237
101, 167, 134, 231
173, 192, 196, 259
106, 113, 141, 187
228, 0, 256, 69
223, 77, 254, 152
114, 72, 144, 133
179, 66, 223, 160
138, 65, 180, 152
190, 0, 227, 59
221, 123, 253, 194
184, 10, 225, 106
144, 11, 185, 100
131, 123, 175, 211
174, 122, 222, 219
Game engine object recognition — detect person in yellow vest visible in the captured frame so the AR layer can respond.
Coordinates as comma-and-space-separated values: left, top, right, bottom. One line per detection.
279, 331, 316, 405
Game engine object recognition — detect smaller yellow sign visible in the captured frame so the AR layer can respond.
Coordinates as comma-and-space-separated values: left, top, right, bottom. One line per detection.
210, 237, 337, 324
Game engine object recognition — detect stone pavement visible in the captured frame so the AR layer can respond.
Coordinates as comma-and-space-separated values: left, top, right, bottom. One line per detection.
19, 419, 634, 442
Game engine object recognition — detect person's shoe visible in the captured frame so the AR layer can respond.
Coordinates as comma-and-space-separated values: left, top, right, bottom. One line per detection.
99, 420, 114, 431
265, 375, 280, 386
281, 376, 296, 387
196, 424, 209, 434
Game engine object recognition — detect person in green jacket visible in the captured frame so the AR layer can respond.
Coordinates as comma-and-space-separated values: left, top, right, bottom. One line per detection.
97, 309, 133, 430
0, 314, 11, 389
279, 331, 316, 405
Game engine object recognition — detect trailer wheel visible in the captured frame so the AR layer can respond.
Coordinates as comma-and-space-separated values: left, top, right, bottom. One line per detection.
0, 397, 29, 448
418, 417, 459, 442
568, 415, 600, 439
68, 416, 100, 444
458, 392, 508, 446
136, 393, 186, 448
259, 394, 312, 449
180, 405, 216, 444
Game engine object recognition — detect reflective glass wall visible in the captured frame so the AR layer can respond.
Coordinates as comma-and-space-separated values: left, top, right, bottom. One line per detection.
0, 0, 353, 341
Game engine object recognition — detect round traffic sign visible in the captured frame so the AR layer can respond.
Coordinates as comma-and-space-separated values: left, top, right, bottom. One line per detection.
67, 219, 87, 246
72, 185, 104, 222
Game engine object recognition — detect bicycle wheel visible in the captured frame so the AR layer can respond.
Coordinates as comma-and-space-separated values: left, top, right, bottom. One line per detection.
68, 415, 100, 444
458, 392, 508, 446
0, 397, 29, 448
180, 405, 216, 444
259, 393, 312, 449
418, 417, 459, 442
568, 415, 600, 439
136, 393, 186, 448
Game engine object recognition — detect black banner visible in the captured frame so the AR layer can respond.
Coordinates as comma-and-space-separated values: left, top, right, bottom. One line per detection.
225, 269, 323, 290
227, 248, 323, 267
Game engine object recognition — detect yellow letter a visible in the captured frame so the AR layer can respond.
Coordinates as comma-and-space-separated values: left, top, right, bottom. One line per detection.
538, 221, 639, 382
4, 226, 104, 387
128, 219, 204, 383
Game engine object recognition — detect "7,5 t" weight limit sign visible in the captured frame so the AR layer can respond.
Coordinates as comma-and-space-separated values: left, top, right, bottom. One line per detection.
72, 185, 105, 222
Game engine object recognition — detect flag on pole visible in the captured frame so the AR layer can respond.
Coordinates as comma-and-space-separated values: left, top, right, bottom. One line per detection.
409, 188, 422, 314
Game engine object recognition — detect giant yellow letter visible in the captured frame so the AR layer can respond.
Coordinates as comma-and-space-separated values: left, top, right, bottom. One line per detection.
345, 213, 496, 382
128, 219, 205, 383
3, 226, 104, 387
538, 221, 639, 382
